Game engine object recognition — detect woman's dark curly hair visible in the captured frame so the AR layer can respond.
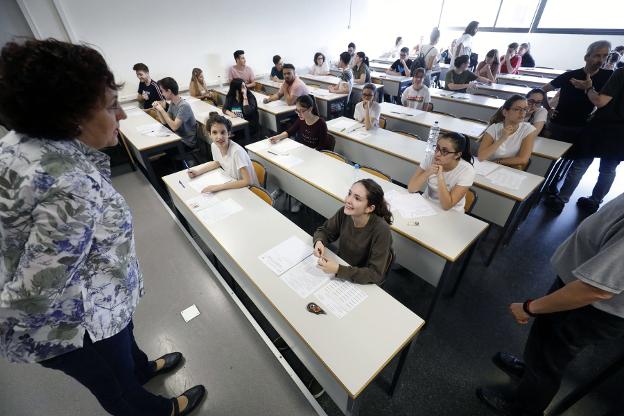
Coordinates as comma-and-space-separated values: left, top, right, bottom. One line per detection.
0, 38, 122, 140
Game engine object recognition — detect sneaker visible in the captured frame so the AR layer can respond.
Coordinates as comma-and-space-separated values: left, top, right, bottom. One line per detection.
270, 189, 284, 200
576, 197, 600, 214
492, 352, 525, 379
543, 194, 565, 214
476, 387, 516, 416
307, 377, 325, 399
290, 200, 302, 213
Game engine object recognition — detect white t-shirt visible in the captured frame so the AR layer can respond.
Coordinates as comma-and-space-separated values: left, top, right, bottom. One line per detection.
419, 44, 440, 71
211, 141, 259, 186
401, 85, 431, 110
310, 62, 330, 75
353, 101, 381, 127
525, 107, 548, 125
484, 122, 536, 160
421, 158, 475, 212
450, 34, 473, 67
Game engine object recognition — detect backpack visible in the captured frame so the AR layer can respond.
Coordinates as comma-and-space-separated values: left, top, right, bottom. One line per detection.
412, 46, 434, 70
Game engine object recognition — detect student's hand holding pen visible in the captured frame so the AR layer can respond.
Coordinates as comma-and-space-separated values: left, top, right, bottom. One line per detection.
317, 256, 339, 274
313, 241, 325, 258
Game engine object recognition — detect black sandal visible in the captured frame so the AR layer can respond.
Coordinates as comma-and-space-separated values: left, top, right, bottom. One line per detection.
171, 385, 206, 416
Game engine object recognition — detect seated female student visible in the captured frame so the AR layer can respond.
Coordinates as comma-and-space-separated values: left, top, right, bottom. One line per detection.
352, 52, 371, 84
310, 52, 330, 75
223, 78, 259, 135
353, 83, 380, 130
269, 95, 331, 150
188, 113, 259, 192
189, 67, 214, 102
500, 43, 522, 74
478, 94, 537, 168
408, 132, 475, 212
445, 55, 491, 93
476, 49, 500, 83
313, 179, 393, 285
524, 88, 550, 136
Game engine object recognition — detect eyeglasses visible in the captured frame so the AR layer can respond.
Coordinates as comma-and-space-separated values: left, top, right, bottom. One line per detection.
527, 99, 543, 107
510, 107, 529, 113
434, 145, 458, 156
362, 93, 374, 97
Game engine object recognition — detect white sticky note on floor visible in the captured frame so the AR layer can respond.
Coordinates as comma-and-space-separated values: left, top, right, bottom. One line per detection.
181, 304, 200, 322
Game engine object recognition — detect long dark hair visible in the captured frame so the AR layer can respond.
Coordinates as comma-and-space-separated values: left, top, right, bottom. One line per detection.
355, 179, 393, 224
356, 51, 369, 67
296, 94, 319, 116
489, 94, 526, 124
226, 78, 250, 102
465, 21, 479, 36
525, 88, 551, 121
440, 132, 473, 165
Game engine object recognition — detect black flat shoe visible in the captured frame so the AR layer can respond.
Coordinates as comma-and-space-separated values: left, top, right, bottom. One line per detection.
476, 387, 516, 416
492, 352, 525, 379
172, 385, 206, 416
148, 352, 183, 381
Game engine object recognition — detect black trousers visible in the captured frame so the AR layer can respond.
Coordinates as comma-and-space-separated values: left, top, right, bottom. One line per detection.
40, 321, 171, 416
513, 278, 624, 415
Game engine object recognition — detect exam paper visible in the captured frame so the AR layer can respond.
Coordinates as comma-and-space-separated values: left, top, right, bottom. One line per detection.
265, 99, 289, 108
312, 88, 331, 96
314, 279, 368, 319
331, 118, 360, 132
352, 130, 371, 140
486, 168, 526, 190
135, 123, 172, 137
281, 256, 331, 298
181, 304, 200, 322
197, 198, 243, 225
473, 159, 500, 176
258, 236, 313, 276
271, 139, 303, 154
185, 193, 220, 212
273, 154, 304, 168
188, 169, 234, 193
385, 190, 437, 218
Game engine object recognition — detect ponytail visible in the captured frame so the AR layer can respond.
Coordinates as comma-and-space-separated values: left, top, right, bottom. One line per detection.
488, 94, 525, 125
441, 132, 473, 165
356, 178, 394, 224
356, 51, 369, 67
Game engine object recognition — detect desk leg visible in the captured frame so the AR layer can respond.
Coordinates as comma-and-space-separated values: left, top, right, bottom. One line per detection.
346, 396, 362, 416
448, 239, 480, 297
548, 351, 624, 416
485, 203, 520, 266
140, 150, 164, 194
118, 132, 137, 171
424, 261, 454, 325
388, 339, 414, 397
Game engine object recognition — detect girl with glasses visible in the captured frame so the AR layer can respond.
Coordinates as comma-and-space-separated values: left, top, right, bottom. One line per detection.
310, 52, 330, 76
353, 83, 381, 129
268, 95, 330, 150
524, 89, 550, 136
478, 94, 537, 168
408, 132, 475, 212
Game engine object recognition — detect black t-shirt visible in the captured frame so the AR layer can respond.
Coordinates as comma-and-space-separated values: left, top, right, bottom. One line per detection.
390, 59, 414, 76
137, 80, 165, 109
592, 68, 624, 123
521, 53, 535, 68
550, 68, 612, 126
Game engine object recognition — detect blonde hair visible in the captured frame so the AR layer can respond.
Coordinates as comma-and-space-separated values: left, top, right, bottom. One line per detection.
189, 68, 207, 98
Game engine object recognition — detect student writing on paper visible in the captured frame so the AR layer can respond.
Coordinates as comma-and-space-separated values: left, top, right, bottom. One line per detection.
408, 132, 475, 212
268, 95, 330, 150
353, 83, 381, 129
188, 113, 258, 192
401, 67, 431, 111
478, 95, 537, 169
313, 179, 393, 285
263, 64, 310, 105
310, 52, 330, 75
224, 78, 259, 134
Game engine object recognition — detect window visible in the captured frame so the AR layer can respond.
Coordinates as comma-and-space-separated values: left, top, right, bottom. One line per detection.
440, 0, 500, 27
538, 0, 624, 29
495, 0, 540, 28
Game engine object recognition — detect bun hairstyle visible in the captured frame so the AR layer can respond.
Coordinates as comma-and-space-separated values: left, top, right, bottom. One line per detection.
205, 111, 232, 137
489, 94, 526, 124
355, 178, 393, 224
439, 132, 473, 164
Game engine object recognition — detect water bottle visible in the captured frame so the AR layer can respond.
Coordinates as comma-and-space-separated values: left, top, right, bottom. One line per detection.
353, 163, 360, 183
424, 121, 440, 167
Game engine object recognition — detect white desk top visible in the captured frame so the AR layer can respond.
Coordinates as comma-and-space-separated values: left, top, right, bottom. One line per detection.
247, 138, 488, 261
429, 88, 503, 110
181, 96, 248, 129
162, 172, 424, 398
518, 67, 565, 77
474, 82, 556, 98
327, 117, 544, 201
497, 73, 550, 86
119, 108, 180, 151
370, 71, 412, 82
256, 78, 348, 101
213, 87, 296, 116
301, 74, 340, 86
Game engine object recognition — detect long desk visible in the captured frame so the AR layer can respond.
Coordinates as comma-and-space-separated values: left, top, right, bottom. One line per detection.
497, 73, 550, 89
246, 138, 488, 318
378, 102, 571, 179
518, 67, 565, 78
370, 71, 412, 97
473, 82, 556, 100
182, 95, 250, 140
300, 73, 386, 103
429, 88, 500, 123
163, 170, 424, 416
213, 87, 296, 134
255, 78, 349, 120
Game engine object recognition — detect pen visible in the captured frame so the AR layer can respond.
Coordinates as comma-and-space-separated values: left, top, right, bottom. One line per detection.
268, 150, 279, 155
182, 160, 190, 170
178, 180, 186, 188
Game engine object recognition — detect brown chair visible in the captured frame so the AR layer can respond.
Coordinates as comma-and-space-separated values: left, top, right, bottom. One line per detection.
249, 185, 274, 206
360, 166, 391, 182
320, 150, 347, 163
424, 102, 434, 112
379, 117, 387, 129
325, 134, 336, 152
254, 84, 265, 93
252, 159, 267, 188
459, 116, 488, 125
464, 188, 478, 214
393, 130, 421, 140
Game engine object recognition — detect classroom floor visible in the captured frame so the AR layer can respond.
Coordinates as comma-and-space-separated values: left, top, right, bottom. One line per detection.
1, 157, 622, 416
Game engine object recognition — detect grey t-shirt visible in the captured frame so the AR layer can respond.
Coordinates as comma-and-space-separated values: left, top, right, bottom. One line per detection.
551, 193, 624, 318
167, 99, 197, 146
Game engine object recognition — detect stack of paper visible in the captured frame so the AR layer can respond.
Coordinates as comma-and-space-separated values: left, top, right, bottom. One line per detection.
385, 190, 437, 218
188, 169, 234, 193
314, 279, 368, 319
486, 168, 527, 190
197, 198, 243, 225
473, 159, 500, 176
281, 256, 331, 298
331, 118, 360, 132
258, 236, 313, 275
135, 123, 172, 137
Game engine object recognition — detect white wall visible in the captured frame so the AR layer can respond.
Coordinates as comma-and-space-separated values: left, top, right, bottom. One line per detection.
0, 0, 34, 46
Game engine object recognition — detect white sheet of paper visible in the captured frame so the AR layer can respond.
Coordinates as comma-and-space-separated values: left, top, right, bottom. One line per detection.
312, 89, 331, 96
281, 256, 331, 298
252, 140, 271, 151
258, 236, 313, 276
136, 122, 164, 133
185, 193, 220, 212
265, 99, 289, 108
181, 304, 200, 322
486, 168, 527, 190
385, 190, 438, 218
331, 118, 360, 132
183, 96, 200, 103
197, 198, 243, 225
188, 169, 234, 193
473, 159, 500, 176
314, 279, 368, 319
352, 130, 371, 140
271, 139, 303, 154
273, 154, 304, 168
125, 109, 144, 117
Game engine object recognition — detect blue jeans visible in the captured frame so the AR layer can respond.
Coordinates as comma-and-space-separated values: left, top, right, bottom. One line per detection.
40, 321, 171, 416
557, 158, 620, 203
